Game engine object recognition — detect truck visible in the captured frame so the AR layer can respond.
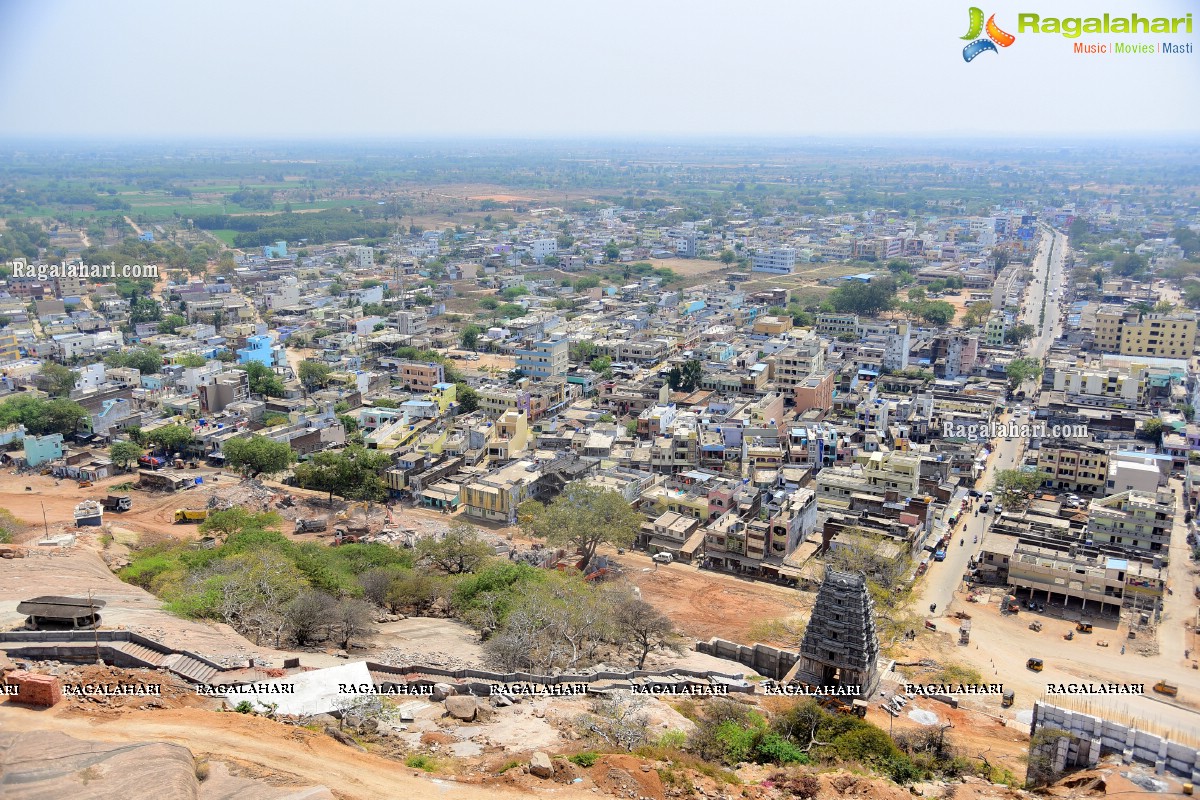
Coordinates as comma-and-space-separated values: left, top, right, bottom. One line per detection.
138, 455, 166, 470
294, 517, 329, 534
102, 495, 132, 512
174, 509, 210, 524
1153, 681, 1179, 697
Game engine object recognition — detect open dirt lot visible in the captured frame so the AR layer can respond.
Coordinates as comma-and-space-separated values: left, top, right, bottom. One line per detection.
896, 587, 1200, 745
617, 551, 812, 645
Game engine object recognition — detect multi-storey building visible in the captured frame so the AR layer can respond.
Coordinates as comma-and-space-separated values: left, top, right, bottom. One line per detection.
1036, 440, 1109, 493
751, 247, 797, 275
516, 338, 568, 379
1094, 307, 1198, 358
1085, 490, 1175, 561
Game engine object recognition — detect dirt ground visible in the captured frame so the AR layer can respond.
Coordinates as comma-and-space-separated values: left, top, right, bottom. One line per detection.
620, 552, 811, 645
0, 700, 597, 800
895, 586, 1200, 747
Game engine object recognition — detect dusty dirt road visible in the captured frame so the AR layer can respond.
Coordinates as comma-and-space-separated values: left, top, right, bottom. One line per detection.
0, 703, 595, 800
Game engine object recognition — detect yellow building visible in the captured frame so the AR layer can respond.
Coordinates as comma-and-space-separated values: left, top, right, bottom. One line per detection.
0, 330, 19, 364
459, 458, 540, 523
1036, 442, 1108, 493
752, 315, 794, 335
1094, 307, 1197, 358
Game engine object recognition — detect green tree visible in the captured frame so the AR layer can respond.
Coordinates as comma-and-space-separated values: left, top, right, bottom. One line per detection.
667, 359, 704, 392
828, 278, 897, 316
293, 445, 391, 505
238, 362, 286, 397
570, 340, 598, 362
604, 243, 620, 262
298, 360, 332, 394
223, 435, 296, 478
1004, 357, 1043, 392
417, 521, 493, 575
1004, 323, 1036, 345
916, 300, 956, 325
109, 440, 144, 472
1137, 418, 1165, 445
907, 287, 926, 303
518, 482, 640, 572
175, 354, 208, 368
105, 346, 164, 375
962, 302, 992, 328
38, 362, 77, 398
147, 424, 195, 455
990, 469, 1052, 510
719, 249, 736, 264
0, 396, 89, 436
590, 355, 612, 375
460, 324, 484, 350
158, 314, 187, 334
455, 384, 479, 413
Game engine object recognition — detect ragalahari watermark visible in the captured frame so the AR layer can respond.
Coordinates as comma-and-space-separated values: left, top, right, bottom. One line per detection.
9, 258, 159, 281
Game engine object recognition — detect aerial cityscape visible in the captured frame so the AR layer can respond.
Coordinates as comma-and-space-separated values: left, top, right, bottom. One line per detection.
0, 3, 1198, 800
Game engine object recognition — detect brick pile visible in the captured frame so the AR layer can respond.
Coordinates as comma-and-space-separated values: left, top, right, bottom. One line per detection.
5, 670, 63, 707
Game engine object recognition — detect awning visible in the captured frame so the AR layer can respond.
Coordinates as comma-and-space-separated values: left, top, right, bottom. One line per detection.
681, 530, 706, 556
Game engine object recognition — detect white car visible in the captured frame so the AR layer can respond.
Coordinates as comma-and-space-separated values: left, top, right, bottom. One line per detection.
652, 552, 673, 564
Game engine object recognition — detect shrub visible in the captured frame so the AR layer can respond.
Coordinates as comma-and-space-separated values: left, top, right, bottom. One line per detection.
406, 754, 437, 772
768, 770, 819, 799
234, 701, 255, 714
755, 732, 809, 765
568, 752, 599, 768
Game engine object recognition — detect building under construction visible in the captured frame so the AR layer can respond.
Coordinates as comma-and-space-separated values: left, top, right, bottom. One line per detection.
786, 568, 881, 699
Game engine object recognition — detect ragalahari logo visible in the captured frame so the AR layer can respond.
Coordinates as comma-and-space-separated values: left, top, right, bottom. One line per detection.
962, 7, 1016, 61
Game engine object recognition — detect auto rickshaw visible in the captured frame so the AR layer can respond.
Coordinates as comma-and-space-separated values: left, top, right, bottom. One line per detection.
1002, 690, 1015, 707
1076, 621, 1093, 633
1026, 658, 1044, 672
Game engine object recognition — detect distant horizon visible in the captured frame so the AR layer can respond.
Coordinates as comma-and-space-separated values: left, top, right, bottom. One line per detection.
1, 134, 1197, 148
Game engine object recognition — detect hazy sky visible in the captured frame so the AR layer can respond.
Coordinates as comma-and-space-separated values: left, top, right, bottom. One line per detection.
1, 0, 1197, 139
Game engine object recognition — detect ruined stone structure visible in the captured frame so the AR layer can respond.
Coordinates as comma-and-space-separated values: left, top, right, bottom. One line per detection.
788, 568, 881, 698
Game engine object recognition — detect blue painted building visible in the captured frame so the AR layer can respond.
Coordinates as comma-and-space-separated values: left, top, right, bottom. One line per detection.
237, 334, 280, 367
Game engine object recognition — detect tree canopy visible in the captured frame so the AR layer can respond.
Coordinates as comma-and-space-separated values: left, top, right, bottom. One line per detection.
223, 435, 296, 478
518, 482, 640, 572
828, 277, 897, 316
1004, 357, 1043, 392
0, 395, 89, 436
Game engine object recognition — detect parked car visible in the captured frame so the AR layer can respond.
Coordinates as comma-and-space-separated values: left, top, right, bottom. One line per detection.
652, 552, 674, 564
980, 503, 990, 513
994, 504, 1003, 514
933, 549, 947, 562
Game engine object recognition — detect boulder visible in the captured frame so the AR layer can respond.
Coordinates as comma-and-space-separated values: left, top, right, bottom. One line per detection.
445, 695, 477, 721
432, 682, 455, 701
529, 751, 554, 778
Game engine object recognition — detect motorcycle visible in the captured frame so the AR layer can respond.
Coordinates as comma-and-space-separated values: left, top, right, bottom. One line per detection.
930, 603, 937, 613
960, 539, 964, 547
972, 535, 977, 543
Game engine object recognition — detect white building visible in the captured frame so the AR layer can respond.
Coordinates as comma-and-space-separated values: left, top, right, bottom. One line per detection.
531, 238, 558, 264
752, 247, 797, 275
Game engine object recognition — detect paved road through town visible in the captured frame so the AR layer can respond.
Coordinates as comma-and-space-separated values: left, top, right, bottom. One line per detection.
917, 226, 1066, 618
